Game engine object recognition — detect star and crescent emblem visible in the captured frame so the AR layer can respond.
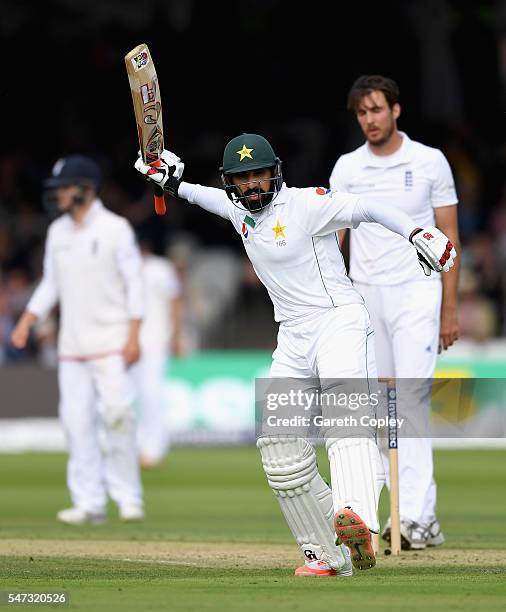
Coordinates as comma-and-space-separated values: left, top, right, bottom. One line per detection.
272, 220, 286, 239
237, 144, 254, 161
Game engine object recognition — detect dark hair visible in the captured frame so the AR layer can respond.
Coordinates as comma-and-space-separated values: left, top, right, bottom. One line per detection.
347, 75, 400, 112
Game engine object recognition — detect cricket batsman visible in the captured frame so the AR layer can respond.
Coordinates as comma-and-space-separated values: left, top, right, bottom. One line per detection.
134, 134, 456, 576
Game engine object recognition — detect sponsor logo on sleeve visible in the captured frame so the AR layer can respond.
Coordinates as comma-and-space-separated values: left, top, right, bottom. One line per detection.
315, 187, 331, 196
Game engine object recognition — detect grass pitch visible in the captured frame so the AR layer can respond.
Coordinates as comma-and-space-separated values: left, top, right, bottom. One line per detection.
0, 448, 505, 610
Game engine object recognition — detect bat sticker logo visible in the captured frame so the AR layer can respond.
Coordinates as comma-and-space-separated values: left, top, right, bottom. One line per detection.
143, 102, 161, 125
140, 78, 161, 125
131, 50, 150, 71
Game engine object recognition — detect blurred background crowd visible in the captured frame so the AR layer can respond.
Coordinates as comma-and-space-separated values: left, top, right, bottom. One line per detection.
1, 0, 505, 364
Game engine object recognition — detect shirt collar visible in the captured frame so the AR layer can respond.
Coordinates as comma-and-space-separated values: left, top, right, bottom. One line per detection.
273, 183, 289, 206
71, 198, 104, 228
361, 131, 412, 168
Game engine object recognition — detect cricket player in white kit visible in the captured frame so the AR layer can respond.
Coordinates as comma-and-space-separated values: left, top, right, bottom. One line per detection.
135, 133, 456, 576
330, 75, 460, 549
130, 239, 183, 468
11, 156, 145, 525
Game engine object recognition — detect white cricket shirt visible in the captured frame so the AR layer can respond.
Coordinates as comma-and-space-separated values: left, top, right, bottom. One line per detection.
27, 199, 144, 358
178, 182, 416, 323
139, 254, 181, 352
330, 132, 458, 285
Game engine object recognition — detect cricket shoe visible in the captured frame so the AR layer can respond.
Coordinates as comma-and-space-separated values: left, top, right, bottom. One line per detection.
334, 507, 376, 570
426, 520, 445, 547
57, 507, 106, 525
382, 517, 428, 550
119, 504, 145, 522
294, 547, 353, 577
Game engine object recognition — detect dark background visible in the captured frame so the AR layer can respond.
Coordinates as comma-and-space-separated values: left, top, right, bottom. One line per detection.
1, 0, 505, 352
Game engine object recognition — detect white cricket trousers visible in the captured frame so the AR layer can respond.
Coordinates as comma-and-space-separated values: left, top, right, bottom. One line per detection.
130, 349, 170, 463
271, 304, 376, 379
354, 280, 442, 525
265, 304, 385, 537
58, 354, 143, 514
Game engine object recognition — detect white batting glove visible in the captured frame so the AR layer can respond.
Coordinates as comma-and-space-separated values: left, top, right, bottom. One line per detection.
410, 226, 457, 276
134, 149, 184, 196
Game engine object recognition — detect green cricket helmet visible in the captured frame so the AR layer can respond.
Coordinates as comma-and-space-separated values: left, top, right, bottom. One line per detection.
219, 133, 283, 213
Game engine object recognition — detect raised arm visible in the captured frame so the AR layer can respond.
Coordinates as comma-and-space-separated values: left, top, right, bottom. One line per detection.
135, 149, 233, 221
177, 182, 233, 220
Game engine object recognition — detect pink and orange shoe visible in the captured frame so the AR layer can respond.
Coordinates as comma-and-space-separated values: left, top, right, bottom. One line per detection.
294, 560, 337, 577
334, 507, 376, 570
295, 547, 353, 577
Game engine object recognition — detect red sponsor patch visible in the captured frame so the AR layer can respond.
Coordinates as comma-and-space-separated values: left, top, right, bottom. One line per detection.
316, 187, 328, 195
423, 232, 434, 240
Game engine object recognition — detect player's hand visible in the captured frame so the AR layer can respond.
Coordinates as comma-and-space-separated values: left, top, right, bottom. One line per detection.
134, 150, 184, 197
409, 226, 457, 276
10, 312, 36, 350
123, 336, 141, 367
439, 306, 459, 352
10, 322, 30, 350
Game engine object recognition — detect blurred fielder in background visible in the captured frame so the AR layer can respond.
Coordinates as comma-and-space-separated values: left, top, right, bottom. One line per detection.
330, 75, 460, 549
131, 236, 183, 469
11, 156, 145, 525
134, 132, 456, 576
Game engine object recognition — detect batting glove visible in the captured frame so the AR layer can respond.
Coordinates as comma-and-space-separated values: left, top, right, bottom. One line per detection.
134, 149, 184, 196
409, 226, 457, 276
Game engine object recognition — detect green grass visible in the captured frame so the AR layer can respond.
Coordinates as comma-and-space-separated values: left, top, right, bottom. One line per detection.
0, 448, 505, 611
1, 558, 505, 612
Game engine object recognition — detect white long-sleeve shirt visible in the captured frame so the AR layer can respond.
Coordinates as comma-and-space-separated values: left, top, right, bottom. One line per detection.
28, 199, 144, 358
178, 182, 417, 323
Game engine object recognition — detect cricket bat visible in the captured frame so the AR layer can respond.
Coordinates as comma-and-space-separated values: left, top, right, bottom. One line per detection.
125, 43, 166, 215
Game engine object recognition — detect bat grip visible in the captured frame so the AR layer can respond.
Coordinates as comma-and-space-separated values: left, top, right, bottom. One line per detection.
151, 159, 166, 215
153, 185, 166, 216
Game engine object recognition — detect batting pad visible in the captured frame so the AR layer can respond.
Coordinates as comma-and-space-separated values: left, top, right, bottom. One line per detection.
257, 436, 347, 569
326, 437, 385, 534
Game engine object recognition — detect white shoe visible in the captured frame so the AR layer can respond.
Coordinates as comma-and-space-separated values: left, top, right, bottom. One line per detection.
119, 504, 145, 522
399, 519, 428, 550
426, 520, 445, 547
382, 517, 428, 550
57, 507, 106, 525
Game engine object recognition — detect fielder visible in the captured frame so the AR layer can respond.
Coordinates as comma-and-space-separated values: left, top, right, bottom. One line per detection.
11, 156, 145, 525
130, 237, 183, 468
134, 133, 456, 576
330, 75, 460, 549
